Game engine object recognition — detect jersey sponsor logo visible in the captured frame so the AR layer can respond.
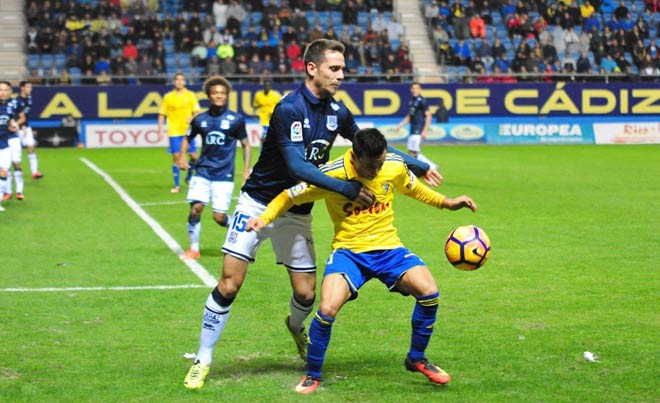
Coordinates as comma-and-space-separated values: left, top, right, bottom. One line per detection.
330, 102, 340, 111
206, 131, 226, 145
227, 114, 235, 120
326, 116, 337, 131
291, 121, 303, 142
306, 139, 331, 164
342, 200, 391, 217
303, 118, 310, 128
201, 121, 208, 128
220, 120, 230, 130
382, 183, 391, 193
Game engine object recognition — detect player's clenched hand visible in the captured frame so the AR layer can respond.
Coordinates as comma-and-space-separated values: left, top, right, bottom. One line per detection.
176, 155, 189, 170
245, 217, 266, 232
353, 186, 375, 208
422, 167, 443, 187
442, 196, 477, 212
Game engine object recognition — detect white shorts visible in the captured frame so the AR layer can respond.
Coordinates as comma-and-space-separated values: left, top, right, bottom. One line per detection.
186, 176, 235, 213
407, 134, 422, 153
221, 191, 316, 271
20, 127, 35, 148
0, 147, 10, 170
8, 137, 21, 163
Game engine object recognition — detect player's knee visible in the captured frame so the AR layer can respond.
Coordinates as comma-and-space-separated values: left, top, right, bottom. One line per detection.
317, 301, 340, 319
294, 289, 315, 306
218, 277, 242, 298
213, 212, 228, 227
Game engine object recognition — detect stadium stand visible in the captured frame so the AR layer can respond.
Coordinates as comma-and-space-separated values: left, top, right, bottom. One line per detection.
22, 0, 660, 83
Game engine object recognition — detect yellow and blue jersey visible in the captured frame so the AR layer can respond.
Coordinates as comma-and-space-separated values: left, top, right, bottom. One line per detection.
261, 149, 446, 253
159, 89, 201, 137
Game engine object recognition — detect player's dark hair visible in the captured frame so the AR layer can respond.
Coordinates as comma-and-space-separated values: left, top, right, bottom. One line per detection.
303, 39, 345, 67
411, 81, 421, 88
203, 75, 232, 96
19, 81, 28, 88
353, 128, 387, 159
0, 81, 12, 87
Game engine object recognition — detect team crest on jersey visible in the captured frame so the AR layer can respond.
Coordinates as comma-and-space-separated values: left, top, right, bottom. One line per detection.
220, 120, 230, 130
287, 182, 309, 198
326, 115, 337, 131
291, 121, 303, 142
330, 102, 340, 111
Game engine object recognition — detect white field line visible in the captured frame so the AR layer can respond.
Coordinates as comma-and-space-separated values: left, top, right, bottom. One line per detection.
140, 200, 189, 206
80, 157, 217, 287
1, 285, 208, 292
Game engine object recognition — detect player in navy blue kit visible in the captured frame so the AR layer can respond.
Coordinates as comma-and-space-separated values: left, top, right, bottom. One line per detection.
183, 39, 443, 389
395, 82, 438, 170
5, 82, 30, 201
176, 76, 251, 260
0, 81, 21, 211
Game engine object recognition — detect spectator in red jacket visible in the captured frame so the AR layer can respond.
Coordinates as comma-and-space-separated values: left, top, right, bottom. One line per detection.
123, 38, 138, 61
469, 14, 487, 39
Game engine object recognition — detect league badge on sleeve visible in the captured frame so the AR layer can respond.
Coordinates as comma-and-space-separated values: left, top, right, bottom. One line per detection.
291, 121, 303, 142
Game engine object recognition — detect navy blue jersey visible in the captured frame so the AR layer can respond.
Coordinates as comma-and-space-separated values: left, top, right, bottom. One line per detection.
408, 95, 430, 134
0, 99, 20, 148
242, 83, 359, 214
16, 94, 32, 126
186, 106, 247, 182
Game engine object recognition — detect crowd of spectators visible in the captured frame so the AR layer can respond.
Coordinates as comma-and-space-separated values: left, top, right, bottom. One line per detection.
24, 0, 418, 85
425, 0, 660, 82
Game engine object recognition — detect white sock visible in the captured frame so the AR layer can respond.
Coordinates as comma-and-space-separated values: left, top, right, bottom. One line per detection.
14, 169, 23, 194
28, 153, 38, 174
288, 295, 314, 332
0, 177, 6, 196
187, 220, 201, 252
197, 292, 232, 365
5, 171, 12, 194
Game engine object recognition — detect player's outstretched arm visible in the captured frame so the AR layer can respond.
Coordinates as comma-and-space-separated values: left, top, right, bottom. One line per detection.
281, 147, 374, 207
441, 196, 477, 212
386, 147, 443, 186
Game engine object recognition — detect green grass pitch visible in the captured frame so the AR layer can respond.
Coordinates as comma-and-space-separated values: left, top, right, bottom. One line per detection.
1, 144, 658, 403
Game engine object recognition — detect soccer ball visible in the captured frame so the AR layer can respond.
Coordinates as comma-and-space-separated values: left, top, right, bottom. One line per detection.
444, 225, 491, 271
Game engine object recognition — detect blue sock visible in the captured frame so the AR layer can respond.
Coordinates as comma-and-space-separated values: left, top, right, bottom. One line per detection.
172, 165, 180, 187
185, 160, 194, 182
408, 292, 439, 361
307, 311, 335, 378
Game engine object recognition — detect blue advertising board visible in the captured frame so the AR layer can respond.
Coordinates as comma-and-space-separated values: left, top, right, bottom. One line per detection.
29, 82, 660, 122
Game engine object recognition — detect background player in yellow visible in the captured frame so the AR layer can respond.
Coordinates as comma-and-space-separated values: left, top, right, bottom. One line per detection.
158, 72, 202, 193
252, 80, 280, 144
246, 128, 477, 394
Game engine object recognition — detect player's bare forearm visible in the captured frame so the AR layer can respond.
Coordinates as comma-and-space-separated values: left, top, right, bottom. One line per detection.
441, 196, 477, 212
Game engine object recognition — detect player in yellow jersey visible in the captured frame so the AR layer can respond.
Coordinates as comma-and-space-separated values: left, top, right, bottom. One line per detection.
158, 72, 202, 193
252, 80, 280, 144
246, 128, 477, 394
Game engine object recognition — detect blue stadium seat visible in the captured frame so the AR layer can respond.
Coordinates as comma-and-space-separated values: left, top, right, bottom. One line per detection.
55, 53, 66, 69
40, 54, 53, 68
69, 67, 81, 85
27, 54, 40, 70
357, 12, 369, 27
177, 53, 190, 68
